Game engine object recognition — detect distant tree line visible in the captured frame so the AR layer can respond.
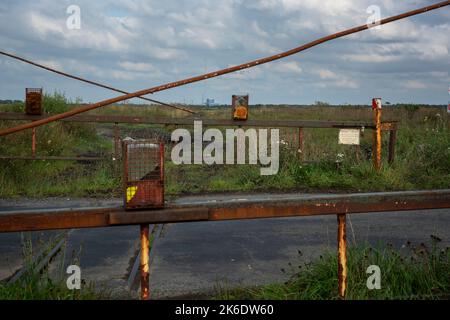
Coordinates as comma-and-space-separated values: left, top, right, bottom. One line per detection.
0, 99, 22, 104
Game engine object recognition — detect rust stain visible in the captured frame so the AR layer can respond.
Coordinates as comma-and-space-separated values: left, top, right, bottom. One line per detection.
140, 224, 150, 300
337, 214, 347, 298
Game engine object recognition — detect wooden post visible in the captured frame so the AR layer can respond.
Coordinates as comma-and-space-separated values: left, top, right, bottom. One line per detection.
388, 128, 397, 165
355, 144, 361, 162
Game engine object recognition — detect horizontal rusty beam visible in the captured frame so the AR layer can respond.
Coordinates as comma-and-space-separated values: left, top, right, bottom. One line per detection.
0, 206, 112, 232
0, 189, 449, 233
109, 208, 210, 225
0, 155, 106, 161
0, 112, 398, 129
380, 122, 398, 131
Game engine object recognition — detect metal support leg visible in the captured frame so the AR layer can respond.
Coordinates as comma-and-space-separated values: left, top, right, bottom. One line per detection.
140, 224, 150, 300
337, 214, 347, 299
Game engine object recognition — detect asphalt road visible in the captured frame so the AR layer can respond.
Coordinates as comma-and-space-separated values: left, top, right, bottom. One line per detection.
0, 196, 449, 299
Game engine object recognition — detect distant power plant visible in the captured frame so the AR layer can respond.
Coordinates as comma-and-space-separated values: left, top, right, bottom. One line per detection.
205, 98, 217, 107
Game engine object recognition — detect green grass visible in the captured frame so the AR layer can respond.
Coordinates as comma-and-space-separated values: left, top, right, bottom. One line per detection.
0, 233, 109, 300
1, 96, 449, 197
0, 273, 104, 300
215, 237, 450, 300
0, 93, 120, 197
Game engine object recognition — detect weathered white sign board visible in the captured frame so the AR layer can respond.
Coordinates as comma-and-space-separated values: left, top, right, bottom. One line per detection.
338, 129, 360, 145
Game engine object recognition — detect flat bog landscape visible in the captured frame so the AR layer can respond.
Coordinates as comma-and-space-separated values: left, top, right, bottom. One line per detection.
0, 0, 449, 315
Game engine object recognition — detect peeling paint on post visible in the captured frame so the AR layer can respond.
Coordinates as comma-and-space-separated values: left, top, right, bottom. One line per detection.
140, 224, 150, 300
372, 98, 382, 171
337, 213, 347, 299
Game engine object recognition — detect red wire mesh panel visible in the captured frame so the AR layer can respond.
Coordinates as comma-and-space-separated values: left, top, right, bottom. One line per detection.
25, 88, 43, 115
123, 139, 164, 210
232, 94, 249, 120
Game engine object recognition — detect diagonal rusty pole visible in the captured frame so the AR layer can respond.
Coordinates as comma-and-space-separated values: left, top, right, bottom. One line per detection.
0, 1, 448, 137
0, 50, 195, 114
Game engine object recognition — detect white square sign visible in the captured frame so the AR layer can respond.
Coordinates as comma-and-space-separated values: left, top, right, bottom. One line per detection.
338, 129, 360, 145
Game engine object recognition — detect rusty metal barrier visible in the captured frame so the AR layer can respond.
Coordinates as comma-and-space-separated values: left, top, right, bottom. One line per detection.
0, 1, 448, 300
0, 1, 448, 137
1, 189, 450, 299
0, 111, 399, 167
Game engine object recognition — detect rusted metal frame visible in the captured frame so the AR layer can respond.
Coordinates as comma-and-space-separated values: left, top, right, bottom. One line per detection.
0, 156, 105, 161
380, 122, 397, 131
140, 224, 150, 300
128, 224, 161, 290
1, 113, 395, 163
0, 206, 114, 232
1, 1, 448, 137
123, 140, 129, 208
337, 214, 347, 298
206, 197, 450, 221
0, 112, 395, 129
0, 51, 195, 115
1, 190, 450, 233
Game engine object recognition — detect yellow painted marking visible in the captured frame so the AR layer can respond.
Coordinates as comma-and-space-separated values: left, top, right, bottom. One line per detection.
126, 186, 138, 202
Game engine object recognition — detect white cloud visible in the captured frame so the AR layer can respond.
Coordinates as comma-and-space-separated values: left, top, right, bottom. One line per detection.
270, 61, 302, 74
342, 53, 401, 63
0, 0, 447, 104
402, 80, 427, 90
317, 69, 337, 79
118, 61, 155, 72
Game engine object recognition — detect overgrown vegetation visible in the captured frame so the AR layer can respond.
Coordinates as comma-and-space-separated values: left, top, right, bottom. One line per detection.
0, 233, 108, 300
0, 92, 120, 197
215, 237, 450, 300
0, 96, 449, 197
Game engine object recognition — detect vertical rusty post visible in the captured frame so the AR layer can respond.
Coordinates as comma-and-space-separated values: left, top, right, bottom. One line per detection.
355, 144, 360, 162
31, 127, 36, 157
159, 143, 164, 181
298, 127, 304, 160
388, 128, 397, 165
372, 98, 382, 171
140, 224, 150, 300
114, 122, 120, 159
160, 143, 165, 205
337, 213, 347, 299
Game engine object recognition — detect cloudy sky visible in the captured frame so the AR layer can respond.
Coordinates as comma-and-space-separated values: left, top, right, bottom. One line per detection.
0, 0, 448, 105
